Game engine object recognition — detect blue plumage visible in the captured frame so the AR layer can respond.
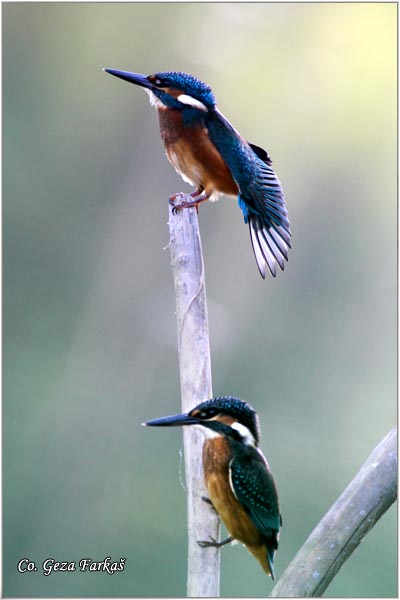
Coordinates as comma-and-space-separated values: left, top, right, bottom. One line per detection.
207, 109, 291, 277
144, 396, 282, 579
229, 447, 281, 579
104, 68, 291, 278
154, 71, 216, 109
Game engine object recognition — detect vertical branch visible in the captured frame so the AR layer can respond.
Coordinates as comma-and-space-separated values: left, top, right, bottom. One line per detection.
168, 194, 221, 597
270, 427, 397, 597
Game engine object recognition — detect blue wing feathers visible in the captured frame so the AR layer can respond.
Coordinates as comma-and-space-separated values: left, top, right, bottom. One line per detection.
229, 450, 281, 577
208, 109, 291, 277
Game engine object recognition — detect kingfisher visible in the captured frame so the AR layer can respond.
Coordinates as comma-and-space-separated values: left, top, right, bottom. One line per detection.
104, 68, 291, 279
143, 396, 281, 578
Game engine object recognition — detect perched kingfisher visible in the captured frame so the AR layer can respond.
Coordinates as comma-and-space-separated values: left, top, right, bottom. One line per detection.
104, 68, 291, 279
143, 396, 281, 578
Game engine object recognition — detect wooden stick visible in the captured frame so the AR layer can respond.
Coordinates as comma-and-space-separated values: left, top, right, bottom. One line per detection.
168, 194, 221, 597
270, 427, 397, 597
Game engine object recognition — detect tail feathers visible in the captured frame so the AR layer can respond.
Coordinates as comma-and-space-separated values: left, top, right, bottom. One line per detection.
247, 542, 277, 579
266, 546, 276, 580
249, 215, 291, 279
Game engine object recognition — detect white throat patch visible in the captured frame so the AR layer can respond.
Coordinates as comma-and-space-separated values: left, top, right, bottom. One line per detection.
144, 89, 165, 109
193, 424, 220, 440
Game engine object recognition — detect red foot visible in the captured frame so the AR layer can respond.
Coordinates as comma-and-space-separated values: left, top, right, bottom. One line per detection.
169, 191, 209, 215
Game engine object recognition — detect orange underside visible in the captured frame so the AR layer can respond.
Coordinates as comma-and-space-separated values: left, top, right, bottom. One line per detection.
158, 109, 239, 197
202, 437, 272, 576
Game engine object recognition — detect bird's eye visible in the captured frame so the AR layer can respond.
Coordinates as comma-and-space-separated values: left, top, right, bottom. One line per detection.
202, 408, 217, 419
152, 77, 171, 87
149, 75, 165, 87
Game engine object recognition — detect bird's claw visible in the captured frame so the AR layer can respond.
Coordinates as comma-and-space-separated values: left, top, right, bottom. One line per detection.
169, 193, 183, 214
169, 193, 187, 203
197, 537, 219, 548
201, 496, 217, 512
197, 535, 233, 549
169, 191, 209, 214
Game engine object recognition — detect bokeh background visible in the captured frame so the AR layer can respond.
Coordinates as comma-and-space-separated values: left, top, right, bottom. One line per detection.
3, 2, 397, 597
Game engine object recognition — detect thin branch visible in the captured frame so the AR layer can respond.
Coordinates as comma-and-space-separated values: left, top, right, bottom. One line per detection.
270, 427, 397, 597
168, 194, 220, 598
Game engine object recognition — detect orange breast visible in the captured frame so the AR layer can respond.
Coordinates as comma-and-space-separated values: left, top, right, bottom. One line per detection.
202, 439, 260, 545
158, 109, 238, 197
202, 438, 272, 575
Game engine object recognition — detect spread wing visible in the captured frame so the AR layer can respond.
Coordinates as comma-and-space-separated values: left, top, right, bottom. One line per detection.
229, 449, 281, 576
248, 142, 272, 166
208, 109, 291, 278
245, 159, 291, 278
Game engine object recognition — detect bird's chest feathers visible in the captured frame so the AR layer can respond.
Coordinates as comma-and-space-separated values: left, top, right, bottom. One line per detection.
203, 437, 232, 479
203, 436, 265, 548
202, 438, 235, 517
157, 108, 237, 198
202, 438, 261, 546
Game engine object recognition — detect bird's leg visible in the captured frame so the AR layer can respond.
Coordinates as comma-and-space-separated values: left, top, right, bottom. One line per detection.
198, 496, 231, 547
201, 495, 215, 507
197, 536, 233, 549
169, 187, 203, 202
201, 495, 218, 513
169, 188, 210, 214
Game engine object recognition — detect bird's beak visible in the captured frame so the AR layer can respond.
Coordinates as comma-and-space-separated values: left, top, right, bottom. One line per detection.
103, 68, 153, 90
143, 411, 200, 428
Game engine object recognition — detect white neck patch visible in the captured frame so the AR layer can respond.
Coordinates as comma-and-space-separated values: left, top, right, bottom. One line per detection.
177, 94, 208, 112
144, 89, 165, 109
231, 422, 256, 447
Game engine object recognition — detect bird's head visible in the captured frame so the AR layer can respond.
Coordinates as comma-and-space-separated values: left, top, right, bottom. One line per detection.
144, 396, 260, 447
104, 69, 216, 112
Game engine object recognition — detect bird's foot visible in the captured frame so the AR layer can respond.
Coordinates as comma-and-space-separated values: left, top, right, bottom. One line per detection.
169, 192, 185, 205
201, 495, 215, 507
169, 191, 209, 215
201, 496, 218, 513
197, 536, 233, 549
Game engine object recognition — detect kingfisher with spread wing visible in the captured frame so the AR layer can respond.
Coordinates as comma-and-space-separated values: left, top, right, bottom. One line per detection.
104, 69, 291, 278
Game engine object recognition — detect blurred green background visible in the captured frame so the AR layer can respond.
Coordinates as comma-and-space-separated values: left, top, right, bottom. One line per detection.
3, 2, 397, 597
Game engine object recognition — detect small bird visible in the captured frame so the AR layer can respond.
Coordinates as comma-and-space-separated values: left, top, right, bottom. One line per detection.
104, 69, 291, 279
143, 396, 281, 578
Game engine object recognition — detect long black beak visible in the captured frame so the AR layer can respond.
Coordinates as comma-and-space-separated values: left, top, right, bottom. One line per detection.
103, 68, 153, 89
143, 411, 200, 428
